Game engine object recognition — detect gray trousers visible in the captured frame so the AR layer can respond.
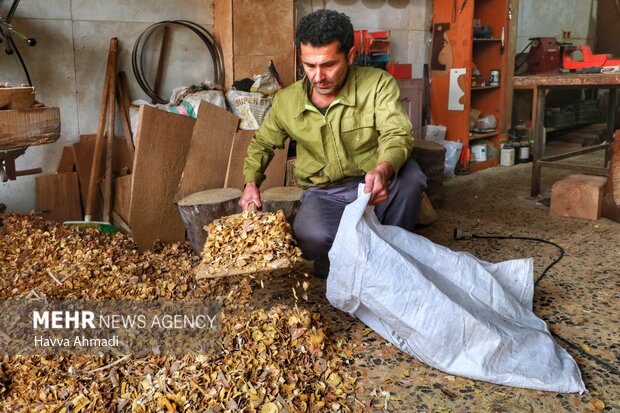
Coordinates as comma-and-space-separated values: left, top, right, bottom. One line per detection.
293, 158, 427, 260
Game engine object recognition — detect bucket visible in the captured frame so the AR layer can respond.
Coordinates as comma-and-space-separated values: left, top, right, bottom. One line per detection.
471, 143, 487, 162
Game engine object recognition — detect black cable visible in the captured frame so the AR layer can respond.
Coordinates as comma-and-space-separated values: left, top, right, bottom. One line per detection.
132, 20, 224, 104
8, 35, 31, 85
2, 0, 33, 85
552, 333, 620, 377
453, 228, 564, 285
6, 0, 20, 23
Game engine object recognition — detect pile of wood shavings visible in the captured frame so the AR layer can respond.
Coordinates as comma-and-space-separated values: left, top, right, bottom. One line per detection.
200, 210, 303, 277
0, 214, 361, 412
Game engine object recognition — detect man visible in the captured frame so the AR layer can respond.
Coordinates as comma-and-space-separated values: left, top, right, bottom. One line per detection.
240, 9, 427, 276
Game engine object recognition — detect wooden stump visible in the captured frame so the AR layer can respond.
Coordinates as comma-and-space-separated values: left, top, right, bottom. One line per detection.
285, 158, 298, 187
603, 129, 620, 222
177, 188, 242, 254
550, 174, 607, 220
411, 139, 445, 207
262, 186, 303, 223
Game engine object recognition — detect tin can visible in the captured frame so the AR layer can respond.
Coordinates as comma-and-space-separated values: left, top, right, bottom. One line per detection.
489, 69, 500, 86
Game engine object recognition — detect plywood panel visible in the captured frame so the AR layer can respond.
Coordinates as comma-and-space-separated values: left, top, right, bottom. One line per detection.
35, 172, 82, 223
175, 101, 239, 202
233, 0, 294, 56
224, 130, 289, 191
114, 174, 133, 225
213, 0, 234, 88
56, 146, 76, 173
129, 106, 195, 251
214, 0, 295, 88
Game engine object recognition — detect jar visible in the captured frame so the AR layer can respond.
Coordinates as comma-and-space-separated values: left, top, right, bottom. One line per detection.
500, 144, 515, 166
518, 141, 530, 162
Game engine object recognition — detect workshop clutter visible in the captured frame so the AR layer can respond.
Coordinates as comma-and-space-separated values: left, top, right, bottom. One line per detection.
524, 38, 620, 74
327, 186, 586, 393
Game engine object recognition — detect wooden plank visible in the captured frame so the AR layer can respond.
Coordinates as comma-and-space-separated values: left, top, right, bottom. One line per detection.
56, 146, 75, 173
514, 73, 620, 89
0, 107, 60, 150
213, 0, 234, 88
129, 105, 196, 251
175, 101, 239, 202
113, 174, 133, 225
72, 135, 133, 222
0, 86, 35, 109
35, 172, 82, 223
224, 130, 289, 190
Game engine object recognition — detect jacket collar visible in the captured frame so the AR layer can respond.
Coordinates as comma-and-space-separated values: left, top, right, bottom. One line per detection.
293, 66, 358, 118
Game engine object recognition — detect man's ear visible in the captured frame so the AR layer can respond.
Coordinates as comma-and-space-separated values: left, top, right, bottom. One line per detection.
348, 46, 357, 65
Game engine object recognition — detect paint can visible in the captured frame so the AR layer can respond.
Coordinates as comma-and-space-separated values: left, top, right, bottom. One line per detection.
471, 143, 487, 162
500, 144, 515, 166
489, 69, 500, 86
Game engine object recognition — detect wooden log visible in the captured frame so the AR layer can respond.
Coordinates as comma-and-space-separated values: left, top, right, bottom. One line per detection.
177, 188, 242, 255
285, 157, 298, 187
0, 107, 60, 150
417, 192, 438, 226
261, 186, 303, 224
602, 129, 620, 222
0, 86, 35, 109
411, 139, 446, 207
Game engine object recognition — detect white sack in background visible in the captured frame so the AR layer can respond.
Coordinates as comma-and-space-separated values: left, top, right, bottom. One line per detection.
326, 185, 585, 393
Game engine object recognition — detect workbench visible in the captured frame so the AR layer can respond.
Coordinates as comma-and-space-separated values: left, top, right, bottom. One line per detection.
513, 73, 620, 196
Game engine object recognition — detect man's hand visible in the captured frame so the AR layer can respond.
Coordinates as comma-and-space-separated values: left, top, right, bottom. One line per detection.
239, 182, 262, 210
364, 162, 394, 205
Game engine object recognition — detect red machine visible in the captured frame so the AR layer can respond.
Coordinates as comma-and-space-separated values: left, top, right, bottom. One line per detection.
562, 45, 620, 70
527, 37, 560, 74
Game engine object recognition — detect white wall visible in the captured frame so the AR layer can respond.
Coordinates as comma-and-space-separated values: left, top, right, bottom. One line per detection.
297, 0, 432, 78
1, 0, 431, 213
516, 0, 598, 51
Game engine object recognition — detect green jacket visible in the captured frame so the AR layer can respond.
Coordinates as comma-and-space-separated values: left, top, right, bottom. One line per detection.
243, 65, 414, 189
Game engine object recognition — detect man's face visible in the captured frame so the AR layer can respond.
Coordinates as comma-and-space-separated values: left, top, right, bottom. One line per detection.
300, 40, 356, 98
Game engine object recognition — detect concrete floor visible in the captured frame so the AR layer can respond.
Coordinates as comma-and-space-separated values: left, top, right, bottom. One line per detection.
262, 146, 619, 411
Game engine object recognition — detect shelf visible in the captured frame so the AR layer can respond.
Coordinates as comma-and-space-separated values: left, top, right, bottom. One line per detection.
468, 157, 499, 172
472, 85, 500, 90
473, 38, 502, 43
469, 131, 500, 140
545, 120, 598, 133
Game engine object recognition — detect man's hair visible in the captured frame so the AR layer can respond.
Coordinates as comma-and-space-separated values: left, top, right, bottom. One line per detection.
295, 10, 354, 54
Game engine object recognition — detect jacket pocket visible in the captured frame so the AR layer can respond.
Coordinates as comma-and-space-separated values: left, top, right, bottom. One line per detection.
341, 113, 378, 155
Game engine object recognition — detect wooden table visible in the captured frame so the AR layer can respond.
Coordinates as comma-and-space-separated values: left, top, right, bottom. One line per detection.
513, 73, 620, 197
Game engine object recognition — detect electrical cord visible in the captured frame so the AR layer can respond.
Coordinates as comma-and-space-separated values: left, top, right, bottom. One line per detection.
8, 35, 32, 85
1, 0, 36, 85
453, 228, 564, 285
132, 20, 224, 104
454, 228, 620, 378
